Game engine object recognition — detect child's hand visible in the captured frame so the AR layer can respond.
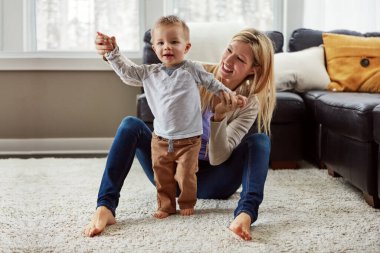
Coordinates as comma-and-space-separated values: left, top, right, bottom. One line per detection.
95, 32, 118, 58
212, 91, 248, 121
236, 94, 248, 108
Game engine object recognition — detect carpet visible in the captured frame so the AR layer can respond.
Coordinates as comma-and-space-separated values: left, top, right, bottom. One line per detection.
0, 158, 379, 253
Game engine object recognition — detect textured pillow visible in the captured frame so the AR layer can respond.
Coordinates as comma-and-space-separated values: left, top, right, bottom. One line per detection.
322, 33, 380, 92
186, 22, 244, 63
274, 46, 330, 92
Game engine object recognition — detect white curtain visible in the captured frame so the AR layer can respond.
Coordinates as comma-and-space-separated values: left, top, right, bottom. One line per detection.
35, 0, 140, 51
172, 0, 274, 30
303, 0, 380, 33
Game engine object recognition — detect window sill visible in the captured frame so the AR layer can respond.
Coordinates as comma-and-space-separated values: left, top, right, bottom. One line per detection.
0, 52, 142, 71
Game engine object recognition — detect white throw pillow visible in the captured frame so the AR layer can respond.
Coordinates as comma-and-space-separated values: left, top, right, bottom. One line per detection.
185, 22, 244, 63
274, 46, 330, 92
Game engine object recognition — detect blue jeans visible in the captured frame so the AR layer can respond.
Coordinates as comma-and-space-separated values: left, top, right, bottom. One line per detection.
97, 116, 270, 223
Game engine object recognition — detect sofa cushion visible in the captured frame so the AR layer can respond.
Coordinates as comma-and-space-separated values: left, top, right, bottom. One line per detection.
143, 30, 160, 64
322, 33, 380, 93
315, 92, 380, 142
272, 92, 305, 124
302, 90, 329, 116
373, 105, 380, 144
288, 28, 379, 52
264, 31, 284, 54
274, 46, 330, 92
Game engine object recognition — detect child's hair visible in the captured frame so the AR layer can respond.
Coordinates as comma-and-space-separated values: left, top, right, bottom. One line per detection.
200, 28, 276, 135
151, 15, 190, 42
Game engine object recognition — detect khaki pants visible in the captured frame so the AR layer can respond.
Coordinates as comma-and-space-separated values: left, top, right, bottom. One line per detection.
151, 133, 201, 214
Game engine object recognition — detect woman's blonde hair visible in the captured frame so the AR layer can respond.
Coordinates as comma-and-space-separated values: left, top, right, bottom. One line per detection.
200, 28, 276, 135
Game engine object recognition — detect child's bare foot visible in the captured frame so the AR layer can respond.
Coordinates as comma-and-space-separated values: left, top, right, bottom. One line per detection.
228, 212, 252, 241
153, 210, 169, 219
84, 206, 116, 237
180, 208, 194, 216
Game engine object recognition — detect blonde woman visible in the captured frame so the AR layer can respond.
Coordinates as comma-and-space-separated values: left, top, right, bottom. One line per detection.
85, 28, 275, 241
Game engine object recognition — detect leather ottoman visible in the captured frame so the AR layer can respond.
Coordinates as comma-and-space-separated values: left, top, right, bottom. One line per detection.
316, 92, 380, 207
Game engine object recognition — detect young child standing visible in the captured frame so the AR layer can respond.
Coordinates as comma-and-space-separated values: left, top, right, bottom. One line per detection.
100, 15, 246, 219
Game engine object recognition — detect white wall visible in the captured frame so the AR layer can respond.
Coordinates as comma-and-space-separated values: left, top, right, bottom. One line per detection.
283, 0, 304, 51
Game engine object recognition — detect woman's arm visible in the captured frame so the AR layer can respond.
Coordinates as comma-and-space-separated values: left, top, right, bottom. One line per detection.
208, 96, 259, 165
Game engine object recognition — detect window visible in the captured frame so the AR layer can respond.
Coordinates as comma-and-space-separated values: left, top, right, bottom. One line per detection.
35, 0, 141, 52
168, 0, 281, 31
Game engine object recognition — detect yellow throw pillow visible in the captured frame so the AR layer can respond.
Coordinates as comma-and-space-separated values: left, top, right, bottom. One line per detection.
322, 33, 380, 92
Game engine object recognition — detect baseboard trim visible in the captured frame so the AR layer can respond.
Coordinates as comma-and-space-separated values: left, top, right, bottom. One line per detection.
0, 138, 113, 155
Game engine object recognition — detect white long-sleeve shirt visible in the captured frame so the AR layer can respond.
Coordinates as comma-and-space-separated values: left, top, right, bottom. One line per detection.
106, 47, 230, 140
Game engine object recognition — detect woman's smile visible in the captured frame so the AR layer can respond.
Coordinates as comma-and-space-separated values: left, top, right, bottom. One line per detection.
221, 63, 233, 74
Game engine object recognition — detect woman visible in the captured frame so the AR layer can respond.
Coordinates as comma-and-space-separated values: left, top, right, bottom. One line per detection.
85, 28, 275, 241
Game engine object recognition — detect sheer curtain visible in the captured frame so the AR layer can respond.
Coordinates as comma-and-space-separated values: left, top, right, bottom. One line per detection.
172, 0, 275, 30
303, 0, 380, 32
35, 0, 140, 51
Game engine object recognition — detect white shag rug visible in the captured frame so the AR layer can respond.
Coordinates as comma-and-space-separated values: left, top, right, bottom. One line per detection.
0, 158, 379, 253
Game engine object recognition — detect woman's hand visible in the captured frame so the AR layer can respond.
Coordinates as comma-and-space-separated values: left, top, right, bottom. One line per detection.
212, 91, 248, 122
95, 32, 117, 59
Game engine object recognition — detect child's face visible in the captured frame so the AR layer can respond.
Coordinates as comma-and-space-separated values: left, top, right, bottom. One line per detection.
152, 24, 191, 68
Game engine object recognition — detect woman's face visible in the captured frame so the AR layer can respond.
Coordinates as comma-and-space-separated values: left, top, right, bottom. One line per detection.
219, 40, 256, 89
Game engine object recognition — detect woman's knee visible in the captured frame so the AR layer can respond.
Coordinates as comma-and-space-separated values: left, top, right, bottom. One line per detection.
197, 176, 241, 199
119, 116, 146, 132
245, 133, 270, 154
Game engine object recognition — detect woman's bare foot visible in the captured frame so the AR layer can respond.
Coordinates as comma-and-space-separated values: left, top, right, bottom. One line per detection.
228, 212, 252, 241
153, 210, 169, 219
180, 208, 194, 216
84, 206, 116, 237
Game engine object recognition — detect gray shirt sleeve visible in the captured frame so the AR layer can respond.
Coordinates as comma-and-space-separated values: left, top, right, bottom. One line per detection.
187, 61, 231, 94
105, 47, 156, 86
